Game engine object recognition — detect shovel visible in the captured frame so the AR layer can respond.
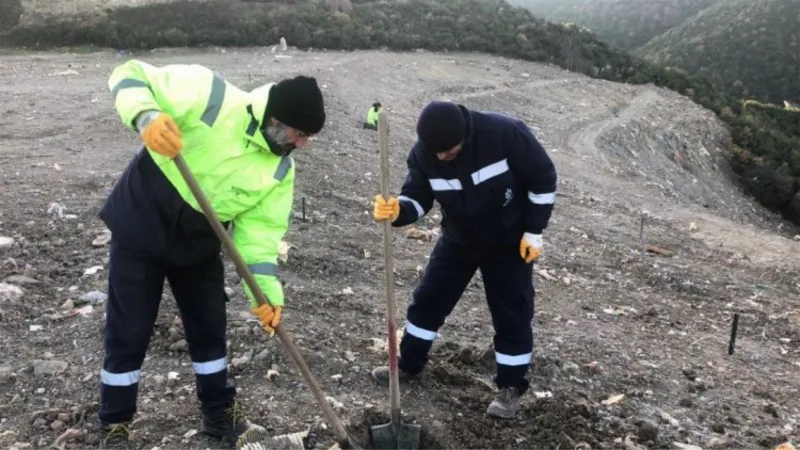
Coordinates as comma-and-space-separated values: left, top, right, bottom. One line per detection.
369, 110, 422, 450
171, 153, 362, 450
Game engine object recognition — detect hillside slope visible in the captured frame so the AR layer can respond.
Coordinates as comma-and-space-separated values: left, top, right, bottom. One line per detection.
510, 0, 720, 51
0, 48, 798, 450
637, 0, 800, 104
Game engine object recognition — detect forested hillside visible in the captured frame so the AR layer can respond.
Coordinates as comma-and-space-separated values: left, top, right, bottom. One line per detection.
637, 0, 800, 105
1, 0, 799, 224
509, 0, 719, 51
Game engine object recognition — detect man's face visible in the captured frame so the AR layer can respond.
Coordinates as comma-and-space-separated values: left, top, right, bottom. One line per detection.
435, 141, 464, 162
264, 119, 311, 155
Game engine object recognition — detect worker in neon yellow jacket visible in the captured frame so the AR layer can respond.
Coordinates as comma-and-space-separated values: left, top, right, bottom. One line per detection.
97, 59, 325, 449
363, 101, 382, 130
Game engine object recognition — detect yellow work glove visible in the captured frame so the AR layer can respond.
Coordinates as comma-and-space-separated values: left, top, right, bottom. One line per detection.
251, 304, 282, 336
373, 194, 400, 222
520, 232, 543, 263
140, 112, 183, 158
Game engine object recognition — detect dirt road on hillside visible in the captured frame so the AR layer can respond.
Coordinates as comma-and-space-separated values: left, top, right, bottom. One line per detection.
0, 48, 798, 450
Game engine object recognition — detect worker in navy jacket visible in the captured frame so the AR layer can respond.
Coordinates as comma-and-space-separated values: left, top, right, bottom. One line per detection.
370, 100, 557, 418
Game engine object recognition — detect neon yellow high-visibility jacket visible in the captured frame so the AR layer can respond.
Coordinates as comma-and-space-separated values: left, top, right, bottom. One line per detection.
366, 106, 379, 126
105, 59, 293, 308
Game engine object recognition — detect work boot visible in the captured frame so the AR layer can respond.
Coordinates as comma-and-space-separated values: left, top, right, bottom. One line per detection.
99, 422, 132, 449
202, 401, 267, 448
486, 387, 521, 419
370, 365, 421, 387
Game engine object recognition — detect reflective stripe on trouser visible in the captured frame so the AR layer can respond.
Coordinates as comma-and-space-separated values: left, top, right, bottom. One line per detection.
99, 235, 235, 424
399, 234, 535, 393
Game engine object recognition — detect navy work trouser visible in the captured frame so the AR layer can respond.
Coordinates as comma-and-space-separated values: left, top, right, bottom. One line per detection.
98, 238, 234, 424
398, 235, 535, 393
97, 148, 235, 425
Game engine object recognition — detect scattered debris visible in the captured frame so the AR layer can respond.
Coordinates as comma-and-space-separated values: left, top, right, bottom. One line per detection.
602, 394, 625, 406
404, 227, 437, 241
33, 360, 68, 376
83, 265, 104, 276
0, 236, 14, 251
0, 283, 23, 302
92, 230, 112, 247
646, 245, 673, 257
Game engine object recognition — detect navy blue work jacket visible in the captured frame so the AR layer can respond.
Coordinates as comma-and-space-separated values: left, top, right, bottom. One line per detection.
393, 105, 557, 247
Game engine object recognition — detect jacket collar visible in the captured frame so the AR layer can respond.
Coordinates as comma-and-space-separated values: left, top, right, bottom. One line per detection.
243, 83, 274, 151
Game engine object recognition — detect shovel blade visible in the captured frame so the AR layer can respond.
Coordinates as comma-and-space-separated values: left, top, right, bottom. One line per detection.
370, 421, 421, 450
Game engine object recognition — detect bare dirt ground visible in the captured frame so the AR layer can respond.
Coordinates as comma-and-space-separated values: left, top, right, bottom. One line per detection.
0, 47, 798, 450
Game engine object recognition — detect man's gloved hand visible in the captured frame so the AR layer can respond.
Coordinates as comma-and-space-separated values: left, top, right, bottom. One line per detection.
251, 304, 282, 336
520, 232, 543, 263
373, 194, 400, 222
140, 112, 183, 158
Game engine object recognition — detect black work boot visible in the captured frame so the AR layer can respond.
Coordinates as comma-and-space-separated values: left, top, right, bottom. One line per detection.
370, 365, 422, 387
486, 386, 522, 419
99, 422, 132, 449
202, 401, 267, 448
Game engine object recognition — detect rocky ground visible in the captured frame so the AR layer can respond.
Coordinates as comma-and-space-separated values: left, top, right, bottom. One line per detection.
0, 47, 798, 450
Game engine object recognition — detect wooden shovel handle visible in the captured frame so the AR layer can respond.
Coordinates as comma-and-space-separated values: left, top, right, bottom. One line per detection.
377, 111, 402, 426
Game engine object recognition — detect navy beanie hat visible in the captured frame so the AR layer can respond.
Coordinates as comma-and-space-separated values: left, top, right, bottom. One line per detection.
416, 101, 466, 153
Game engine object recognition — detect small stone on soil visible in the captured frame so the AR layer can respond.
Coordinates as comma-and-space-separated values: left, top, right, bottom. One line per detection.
33, 359, 68, 376
78, 290, 107, 305
0, 283, 23, 302
0, 237, 14, 251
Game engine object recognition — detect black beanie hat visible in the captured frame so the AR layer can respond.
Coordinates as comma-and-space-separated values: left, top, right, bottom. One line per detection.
416, 100, 466, 153
267, 75, 326, 134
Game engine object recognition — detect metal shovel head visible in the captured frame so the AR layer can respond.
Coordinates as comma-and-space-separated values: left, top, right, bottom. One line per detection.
370, 420, 422, 450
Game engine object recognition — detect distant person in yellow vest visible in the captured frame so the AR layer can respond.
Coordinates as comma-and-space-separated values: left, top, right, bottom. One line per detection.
363, 102, 382, 130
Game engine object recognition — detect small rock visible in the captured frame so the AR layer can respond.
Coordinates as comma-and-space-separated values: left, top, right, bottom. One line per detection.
673, 443, 702, 450
153, 375, 166, 384
707, 437, 728, 449
0, 237, 15, 253
331, 374, 343, 382
563, 362, 580, 373
56, 413, 70, 422
682, 368, 697, 381
679, 397, 694, 408
61, 299, 75, 310
344, 351, 356, 362
36, 388, 45, 394
79, 291, 107, 305
660, 412, 680, 427
3, 275, 38, 285
169, 339, 188, 352
232, 355, 250, 368
0, 283, 23, 302
637, 420, 659, 442
183, 429, 197, 439
710, 422, 725, 434
254, 349, 272, 365
326, 396, 344, 411
33, 359, 68, 376
224, 287, 235, 298
50, 420, 65, 431
32, 418, 47, 428
92, 230, 112, 247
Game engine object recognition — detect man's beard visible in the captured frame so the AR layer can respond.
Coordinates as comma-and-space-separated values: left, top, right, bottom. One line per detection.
262, 121, 296, 156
